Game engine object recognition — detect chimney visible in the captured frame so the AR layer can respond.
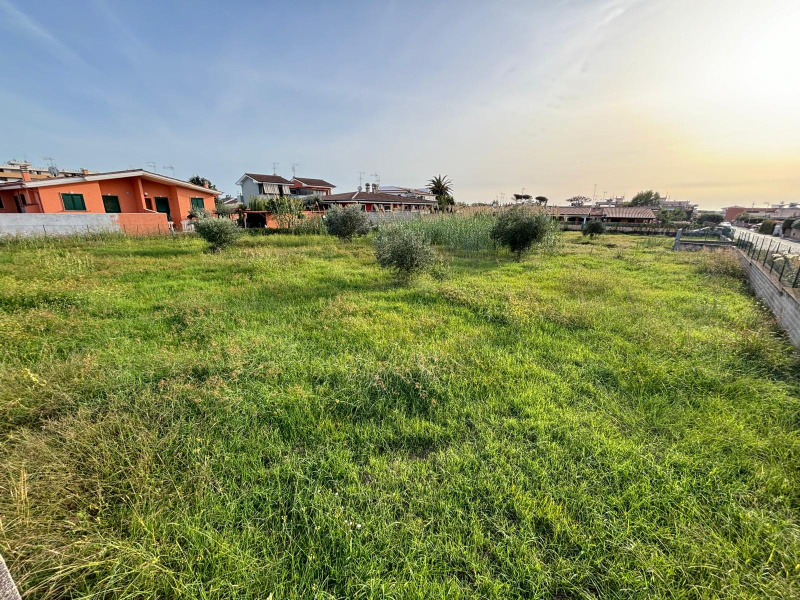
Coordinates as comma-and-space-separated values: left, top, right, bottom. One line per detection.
81, 168, 89, 175
203, 181, 209, 189
20, 164, 31, 182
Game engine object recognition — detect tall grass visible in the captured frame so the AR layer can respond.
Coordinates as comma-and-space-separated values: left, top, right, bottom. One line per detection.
1, 233, 798, 598
398, 214, 498, 253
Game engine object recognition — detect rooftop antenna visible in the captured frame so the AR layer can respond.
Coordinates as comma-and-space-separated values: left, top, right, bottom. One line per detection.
291, 163, 299, 178
358, 171, 366, 191
145, 161, 157, 173
593, 183, 597, 203
42, 156, 56, 167
371, 172, 380, 189
272, 162, 279, 175
163, 165, 175, 177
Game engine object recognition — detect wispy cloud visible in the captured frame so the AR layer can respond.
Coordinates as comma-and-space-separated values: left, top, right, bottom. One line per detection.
0, 0, 89, 68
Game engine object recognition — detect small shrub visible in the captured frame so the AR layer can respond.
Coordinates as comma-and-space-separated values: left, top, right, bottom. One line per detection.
374, 224, 436, 280
490, 207, 556, 261
325, 205, 370, 241
759, 219, 777, 235
583, 220, 605, 238
194, 217, 242, 252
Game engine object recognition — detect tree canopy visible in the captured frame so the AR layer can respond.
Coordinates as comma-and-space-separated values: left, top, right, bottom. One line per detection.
630, 190, 661, 206
189, 175, 217, 190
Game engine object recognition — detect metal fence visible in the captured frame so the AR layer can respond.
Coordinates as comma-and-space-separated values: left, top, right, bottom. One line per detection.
736, 231, 800, 289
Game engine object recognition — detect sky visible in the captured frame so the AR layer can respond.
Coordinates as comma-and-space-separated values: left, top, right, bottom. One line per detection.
1, 0, 799, 209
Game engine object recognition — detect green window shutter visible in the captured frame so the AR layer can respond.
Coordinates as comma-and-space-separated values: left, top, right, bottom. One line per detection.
190, 198, 204, 210
102, 195, 121, 213
62, 193, 86, 211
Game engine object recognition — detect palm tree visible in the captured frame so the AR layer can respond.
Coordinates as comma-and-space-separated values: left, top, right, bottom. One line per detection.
428, 175, 452, 198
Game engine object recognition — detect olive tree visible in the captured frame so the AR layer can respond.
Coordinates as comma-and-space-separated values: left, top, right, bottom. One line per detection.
325, 205, 370, 241
490, 207, 556, 261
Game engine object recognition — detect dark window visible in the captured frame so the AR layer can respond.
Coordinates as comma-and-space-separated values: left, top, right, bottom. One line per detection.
145, 197, 153, 210
154, 197, 171, 222
20, 193, 26, 205
190, 197, 205, 210
0, 196, 4, 209
62, 193, 87, 211
102, 195, 121, 213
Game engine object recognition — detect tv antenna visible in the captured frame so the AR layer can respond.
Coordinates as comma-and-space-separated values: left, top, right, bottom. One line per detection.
272, 162, 280, 175
291, 163, 299, 178
145, 161, 157, 172
370, 172, 380, 189
358, 171, 366, 189
42, 156, 56, 167
163, 165, 175, 177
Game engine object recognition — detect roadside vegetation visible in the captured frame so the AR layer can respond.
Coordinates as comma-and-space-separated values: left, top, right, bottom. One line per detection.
0, 233, 798, 599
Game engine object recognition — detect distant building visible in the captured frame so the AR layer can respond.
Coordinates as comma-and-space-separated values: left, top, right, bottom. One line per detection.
378, 185, 437, 203
724, 205, 800, 222
0, 169, 219, 231
0, 160, 92, 183
290, 177, 335, 196
549, 205, 658, 224
236, 173, 294, 204
321, 185, 436, 212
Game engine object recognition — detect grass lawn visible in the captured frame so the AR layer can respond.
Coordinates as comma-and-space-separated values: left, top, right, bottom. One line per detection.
0, 232, 798, 599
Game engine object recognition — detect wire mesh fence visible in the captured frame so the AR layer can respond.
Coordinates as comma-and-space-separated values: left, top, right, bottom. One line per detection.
736, 231, 800, 289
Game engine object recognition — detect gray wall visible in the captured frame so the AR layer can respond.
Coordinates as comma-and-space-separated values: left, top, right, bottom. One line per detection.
0, 213, 118, 237
240, 178, 261, 206
737, 250, 800, 348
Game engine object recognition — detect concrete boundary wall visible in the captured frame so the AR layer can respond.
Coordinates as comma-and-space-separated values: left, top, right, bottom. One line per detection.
0, 213, 169, 237
737, 249, 800, 348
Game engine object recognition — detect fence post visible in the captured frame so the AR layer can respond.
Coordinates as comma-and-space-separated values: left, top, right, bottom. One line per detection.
763, 240, 772, 265
778, 257, 787, 282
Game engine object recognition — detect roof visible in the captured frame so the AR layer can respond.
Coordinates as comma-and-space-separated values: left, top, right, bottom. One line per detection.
238, 173, 293, 185
379, 185, 436, 197
293, 177, 335, 188
602, 207, 657, 219
0, 169, 222, 195
550, 206, 594, 216
323, 191, 437, 204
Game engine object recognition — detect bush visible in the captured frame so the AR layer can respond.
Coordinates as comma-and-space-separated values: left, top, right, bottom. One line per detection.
699, 213, 724, 226
782, 219, 795, 233
194, 217, 242, 252
759, 219, 777, 235
793, 220, 800, 230
188, 206, 212, 220
490, 207, 556, 261
374, 224, 436, 280
583, 220, 605, 238
325, 205, 370, 241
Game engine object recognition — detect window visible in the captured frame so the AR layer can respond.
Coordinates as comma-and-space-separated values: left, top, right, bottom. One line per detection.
61, 193, 86, 211
190, 197, 205, 210
102, 195, 121, 213
0, 196, 4, 209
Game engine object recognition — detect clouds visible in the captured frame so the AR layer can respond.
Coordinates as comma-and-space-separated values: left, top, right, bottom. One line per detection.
1, 0, 798, 207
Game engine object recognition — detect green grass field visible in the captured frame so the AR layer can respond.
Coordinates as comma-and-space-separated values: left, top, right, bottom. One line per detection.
1, 233, 798, 598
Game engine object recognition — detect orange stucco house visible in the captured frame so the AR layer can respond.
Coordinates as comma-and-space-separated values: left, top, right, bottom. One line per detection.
0, 169, 221, 232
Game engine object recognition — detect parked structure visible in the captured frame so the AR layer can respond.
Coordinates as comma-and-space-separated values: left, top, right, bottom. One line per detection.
321, 187, 437, 212
0, 169, 219, 231
0, 160, 92, 183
